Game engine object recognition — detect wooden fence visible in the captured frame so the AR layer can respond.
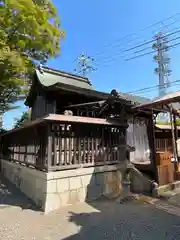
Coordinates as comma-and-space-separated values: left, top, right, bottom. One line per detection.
0, 114, 127, 172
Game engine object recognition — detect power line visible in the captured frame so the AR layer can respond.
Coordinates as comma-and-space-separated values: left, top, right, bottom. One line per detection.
125, 40, 180, 61
126, 79, 180, 94
130, 83, 180, 95
94, 30, 180, 69
94, 33, 180, 70
96, 28, 180, 64
92, 12, 180, 58
126, 28, 180, 53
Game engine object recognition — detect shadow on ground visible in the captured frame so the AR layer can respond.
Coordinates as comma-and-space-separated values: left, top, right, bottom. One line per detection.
61, 198, 180, 240
0, 176, 39, 211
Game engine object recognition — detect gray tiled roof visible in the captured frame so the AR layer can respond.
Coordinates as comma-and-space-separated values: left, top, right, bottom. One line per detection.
36, 66, 93, 90
120, 93, 150, 105
36, 67, 151, 105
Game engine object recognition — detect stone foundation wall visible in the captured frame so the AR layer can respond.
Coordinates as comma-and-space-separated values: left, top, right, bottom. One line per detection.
1, 160, 46, 209
1, 160, 127, 213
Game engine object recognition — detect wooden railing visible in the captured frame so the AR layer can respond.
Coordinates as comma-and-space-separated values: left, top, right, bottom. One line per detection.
155, 138, 172, 152
1, 114, 127, 172
1, 122, 47, 170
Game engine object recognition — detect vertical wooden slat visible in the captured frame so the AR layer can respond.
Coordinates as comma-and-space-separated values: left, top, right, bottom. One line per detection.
87, 136, 90, 163
64, 124, 67, 165
53, 125, 58, 166
113, 128, 116, 161
115, 128, 118, 161
111, 128, 115, 161
109, 127, 112, 161
117, 128, 120, 161
91, 129, 94, 163
77, 126, 81, 164
69, 125, 72, 165
35, 127, 40, 167
73, 132, 77, 164
58, 125, 62, 166
24, 139, 28, 165
18, 137, 20, 162
78, 137, 81, 164
39, 130, 43, 168
95, 127, 99, 161
101, 127, 105, 163
106, 127, 110, 162
105, 127, 109, 162
83, 137, 86, 163
40, 129, 47, 169
47, 123, 53, 171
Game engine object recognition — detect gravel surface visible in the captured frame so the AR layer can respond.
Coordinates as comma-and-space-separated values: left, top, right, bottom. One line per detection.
1, 177, 180, 240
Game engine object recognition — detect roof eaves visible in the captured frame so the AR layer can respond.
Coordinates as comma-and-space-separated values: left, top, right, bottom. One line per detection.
40, 66, 92, 86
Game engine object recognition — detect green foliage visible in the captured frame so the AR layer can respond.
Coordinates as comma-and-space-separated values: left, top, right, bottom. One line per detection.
156, 121, 170, 125
0, 0, 64, 112
156, 118, 180, 126
0, 127, 7, 134
14, 110, 30, 128
176, 118, 180, 126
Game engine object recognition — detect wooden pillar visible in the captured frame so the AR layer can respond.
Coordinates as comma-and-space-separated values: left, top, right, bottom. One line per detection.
149, 112, 158, 183
173, 114, 178, 149
47, 123, 53, 172
170, 106, 178, 177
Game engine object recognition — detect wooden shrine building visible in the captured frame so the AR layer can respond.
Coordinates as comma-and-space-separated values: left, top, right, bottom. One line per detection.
0, 67, 139, 212
2, 66, 176, 212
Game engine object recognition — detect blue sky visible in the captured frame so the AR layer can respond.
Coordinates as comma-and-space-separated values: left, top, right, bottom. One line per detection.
3, 0, 180, 129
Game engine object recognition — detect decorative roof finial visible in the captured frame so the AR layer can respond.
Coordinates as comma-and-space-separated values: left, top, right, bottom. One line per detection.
37, 64, 44, 74
110, 89, 119, 97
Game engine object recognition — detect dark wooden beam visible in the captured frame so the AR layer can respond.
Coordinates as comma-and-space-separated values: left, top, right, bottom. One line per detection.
169, 105, 179, 178
148, 111, 158, 183
64, 100, 105, 109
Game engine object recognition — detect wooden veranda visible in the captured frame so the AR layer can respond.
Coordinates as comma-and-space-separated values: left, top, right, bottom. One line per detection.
0, 114, 128, 172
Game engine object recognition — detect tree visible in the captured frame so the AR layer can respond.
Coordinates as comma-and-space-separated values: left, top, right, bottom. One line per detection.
0, 127, 7, 134
0, 0, 64, 113
14, 110, 31, 128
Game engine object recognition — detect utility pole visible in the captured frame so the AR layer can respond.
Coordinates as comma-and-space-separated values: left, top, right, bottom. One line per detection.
153, 32, 171, 97
74, 52, 97, 77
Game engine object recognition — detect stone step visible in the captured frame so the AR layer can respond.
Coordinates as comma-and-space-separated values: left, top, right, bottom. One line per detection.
158, 187, 180, 200
154, 181, 180, 197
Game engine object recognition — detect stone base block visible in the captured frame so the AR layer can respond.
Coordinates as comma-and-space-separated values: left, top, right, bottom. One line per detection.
1, 159, 127, 213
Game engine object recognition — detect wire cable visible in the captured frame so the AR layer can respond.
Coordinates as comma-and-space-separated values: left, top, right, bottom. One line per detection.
94, 34, 180, 69
126, 80, 180, 94
96, 28, 180, 63
125, 41, 180, 61
92, 12, 180, 58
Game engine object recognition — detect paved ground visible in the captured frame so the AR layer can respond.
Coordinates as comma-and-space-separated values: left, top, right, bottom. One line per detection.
1, 177, 180, 240
168, 192, 180, 207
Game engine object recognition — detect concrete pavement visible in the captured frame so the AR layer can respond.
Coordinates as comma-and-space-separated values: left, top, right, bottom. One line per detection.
0, 177, 180, 240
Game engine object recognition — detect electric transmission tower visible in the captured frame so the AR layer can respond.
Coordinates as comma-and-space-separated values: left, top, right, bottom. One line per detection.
74, 52, 97, 77
153, 32, 172, 122
153, 32, 172, 97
